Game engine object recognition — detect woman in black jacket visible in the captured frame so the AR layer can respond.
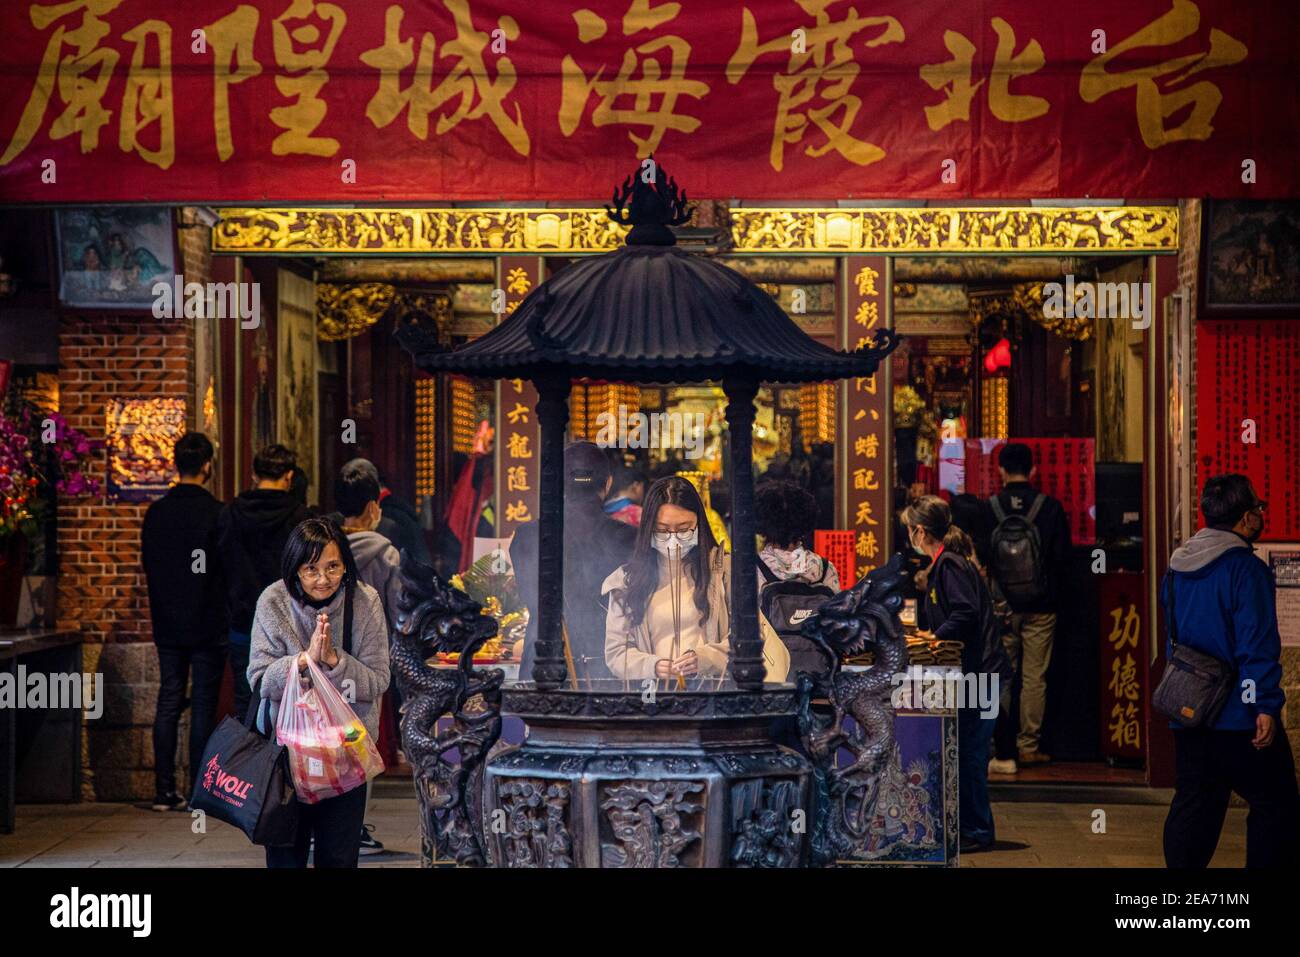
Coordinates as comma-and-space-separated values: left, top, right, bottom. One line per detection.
903, 496, 1009, 853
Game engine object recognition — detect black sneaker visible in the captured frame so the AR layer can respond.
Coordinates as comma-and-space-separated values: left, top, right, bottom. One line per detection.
359, 824, 384, 855
151, 792, 187, 812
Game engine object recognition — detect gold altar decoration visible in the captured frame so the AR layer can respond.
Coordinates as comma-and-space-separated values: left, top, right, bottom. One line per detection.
213, 208, 629, 255
451, 376, 477, 455
893, 385, 925, 428
415, 378, 436, 501
315, 283, 396, 341
214, 207, 1177, 256
570, 381, 640, 443
981, 377, 1010, 439
798, 382, 835, 450
676, 469, 730, 554
969, 283, 1094, 341
730, 206, 1177, 254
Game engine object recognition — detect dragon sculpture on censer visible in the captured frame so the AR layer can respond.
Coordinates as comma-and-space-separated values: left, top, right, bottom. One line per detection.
391, 558, 504, 867
797, 553, 911, 866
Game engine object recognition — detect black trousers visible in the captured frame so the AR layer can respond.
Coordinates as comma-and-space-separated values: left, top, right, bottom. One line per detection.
228, 637, 252, 724
265, 785, 368, 869
153, 643, 227, 796
1164, 726, 1300, 868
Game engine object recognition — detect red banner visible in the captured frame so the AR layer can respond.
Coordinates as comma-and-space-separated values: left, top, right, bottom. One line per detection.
965, 437, 1096, 545
1195, 320, 1300, 540
1, 1, 1296, 203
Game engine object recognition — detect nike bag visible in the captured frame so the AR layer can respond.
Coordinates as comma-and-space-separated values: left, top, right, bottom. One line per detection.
757, 557, 836, 678
189, 679, 300, 847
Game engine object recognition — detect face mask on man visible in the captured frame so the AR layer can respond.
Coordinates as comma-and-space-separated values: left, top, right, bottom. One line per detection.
652, 528, 698, 556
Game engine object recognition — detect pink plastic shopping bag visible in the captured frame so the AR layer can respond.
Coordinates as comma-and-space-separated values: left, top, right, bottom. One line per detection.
276, 654, 384, 804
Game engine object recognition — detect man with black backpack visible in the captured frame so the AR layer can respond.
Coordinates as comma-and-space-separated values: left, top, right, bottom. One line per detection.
985, 443, 1072, 768
754, 481, 841, 681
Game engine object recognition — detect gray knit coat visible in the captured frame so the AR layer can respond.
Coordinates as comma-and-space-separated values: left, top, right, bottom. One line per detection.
246, 579, 391, 740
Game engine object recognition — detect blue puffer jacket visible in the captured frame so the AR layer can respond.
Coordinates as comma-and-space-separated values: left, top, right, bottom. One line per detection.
1161, 528, 1284, 731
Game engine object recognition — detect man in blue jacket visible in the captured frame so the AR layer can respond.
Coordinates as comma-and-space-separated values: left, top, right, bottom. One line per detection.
1162, 474, 1298, 868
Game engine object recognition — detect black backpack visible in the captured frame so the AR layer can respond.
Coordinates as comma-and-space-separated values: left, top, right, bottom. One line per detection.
988, 493, 1048, 607
757, 556, 836, 679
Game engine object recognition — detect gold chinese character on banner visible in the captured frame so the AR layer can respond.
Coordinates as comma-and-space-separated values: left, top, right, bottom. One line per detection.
505, 266, 532, 294
1109, 701, 1141, 749
0, 1, 178, 169
205, 5, 263, 161
270, 0, 346, 157
855, 374, 877, 395
920, 17, 1048, 131
854, 500, 879, 526
505, 500, 533, 523
509, 378, 524, 394
854, 300, 879, 329
507, 432, 532, 458
856, 530, 878, 560
119, 19, 174, 169
506, 465, 530, 492
361, 1, 529, 157
506, 402, 530, 425
858, 434, 879, 459
726, 3, 903, 171
1079, 0, 1247, 149
854, 264, 879, 296
853, 468, 880, 491
1109, 653, 1140, 701
3, 0, 120, 164
1108, 603, 1140, 650
559, 0, 709, 156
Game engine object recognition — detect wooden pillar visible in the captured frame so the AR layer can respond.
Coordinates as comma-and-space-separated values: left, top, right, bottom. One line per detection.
531, 371, 571, 690
725, 374, 764, 691
839, 256, 894, 577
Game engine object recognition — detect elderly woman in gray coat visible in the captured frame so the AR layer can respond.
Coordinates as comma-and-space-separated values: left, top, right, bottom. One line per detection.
247, 517, 390, 868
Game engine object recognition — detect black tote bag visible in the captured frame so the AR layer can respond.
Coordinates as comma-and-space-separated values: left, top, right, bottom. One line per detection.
190, 678, 299, 847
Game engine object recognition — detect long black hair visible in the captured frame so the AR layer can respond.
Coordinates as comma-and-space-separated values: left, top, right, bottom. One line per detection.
281, 517, 358, 603
619, 476, 719, 630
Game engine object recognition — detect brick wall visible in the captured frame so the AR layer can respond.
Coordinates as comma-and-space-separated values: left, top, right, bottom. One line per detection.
57, 212, 207, 801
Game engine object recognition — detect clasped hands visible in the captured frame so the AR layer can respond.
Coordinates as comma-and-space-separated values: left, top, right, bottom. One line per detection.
297, 611, 340, 673
654, 649, 698, 679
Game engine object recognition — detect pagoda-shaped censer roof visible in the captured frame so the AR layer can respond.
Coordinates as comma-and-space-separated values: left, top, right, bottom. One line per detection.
398, 163, 898, 382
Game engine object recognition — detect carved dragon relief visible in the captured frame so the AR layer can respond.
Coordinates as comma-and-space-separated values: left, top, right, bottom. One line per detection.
391, 557, 504, 867
797, 553, 910, 866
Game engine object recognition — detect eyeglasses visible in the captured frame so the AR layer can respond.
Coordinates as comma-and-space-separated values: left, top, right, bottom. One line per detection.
652, 528, 697, 544
1253, 500, 1267, 513
299, 561, 345, 582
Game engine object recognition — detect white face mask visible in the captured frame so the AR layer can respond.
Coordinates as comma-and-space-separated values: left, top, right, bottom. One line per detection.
652, 528, 698, 556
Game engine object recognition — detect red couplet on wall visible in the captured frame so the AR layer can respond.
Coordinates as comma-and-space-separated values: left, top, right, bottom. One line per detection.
964, 437, 1096, 545
1195, 320, 1300, 541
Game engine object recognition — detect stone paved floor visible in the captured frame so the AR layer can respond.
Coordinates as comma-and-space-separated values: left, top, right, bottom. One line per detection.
0, 788, 1246, 868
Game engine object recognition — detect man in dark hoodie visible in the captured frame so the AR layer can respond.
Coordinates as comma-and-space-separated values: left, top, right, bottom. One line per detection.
378, 467, 431, 566
1162, 474, 1297, 868
216, 444, 310, 720
141, 432, 226, 811
511, 443, 636, 683
335, 460, 403, 856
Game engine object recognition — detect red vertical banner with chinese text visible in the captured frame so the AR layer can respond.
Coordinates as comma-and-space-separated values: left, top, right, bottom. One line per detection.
840, 256, 892, 579
495, 256, 542, 540
1099, 573, 1145, 761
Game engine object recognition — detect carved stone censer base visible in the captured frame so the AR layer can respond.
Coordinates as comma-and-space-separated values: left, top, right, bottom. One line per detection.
483, 685, 812, 868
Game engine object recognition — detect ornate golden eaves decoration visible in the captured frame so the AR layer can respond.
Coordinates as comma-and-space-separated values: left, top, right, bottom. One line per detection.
729, 206, 1177, 254
969, 283, 1094, 341
215, 206, 1177, 256
316, 283, 453, 342
214, 208, 629, 255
